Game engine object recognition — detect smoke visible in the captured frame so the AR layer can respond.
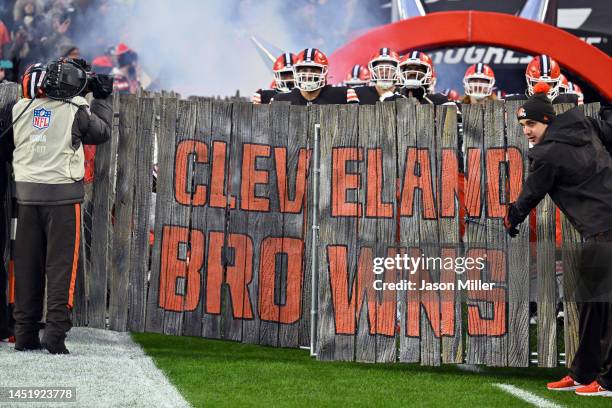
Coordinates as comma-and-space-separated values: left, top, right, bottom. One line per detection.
110, 0, 299, 97
77, 0, 388, 97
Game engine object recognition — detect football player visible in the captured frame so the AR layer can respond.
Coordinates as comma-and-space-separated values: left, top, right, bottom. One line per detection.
506, 55, 578, 104
347, 48, 405, 105
272, 48, 350, 105
460, 63, 497, 104
398, 51, 451, 105
343, 64, 370, 88
252, 52, 295, 104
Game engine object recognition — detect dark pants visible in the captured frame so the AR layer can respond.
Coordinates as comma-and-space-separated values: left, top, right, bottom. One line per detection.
13, 203, 81, 343
0, 259, 8, 338
569, 230, 612, 390
0, 192, 9, 338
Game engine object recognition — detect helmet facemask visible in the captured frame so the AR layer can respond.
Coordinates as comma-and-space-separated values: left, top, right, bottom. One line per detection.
369, 60, 398, 91
464, 74, 495, 100
526, 75, 560, 100
293, 63, 327, 92
274, 69, 295, 93
399, 62, 432, 89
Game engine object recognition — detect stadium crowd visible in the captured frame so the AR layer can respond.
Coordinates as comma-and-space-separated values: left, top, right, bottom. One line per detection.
0, 0, 142, 94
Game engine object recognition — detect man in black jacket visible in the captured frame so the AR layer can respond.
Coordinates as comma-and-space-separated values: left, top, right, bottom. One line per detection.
504, 85, 612, 397
0, 60, 113, 354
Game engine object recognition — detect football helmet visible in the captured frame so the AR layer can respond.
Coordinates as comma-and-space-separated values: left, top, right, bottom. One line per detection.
368, 48, 400, 90
558, 73, 569, 93
293, 48, 328, 92
525, 54, 561, 99
344, 64, 370, 87
429, 68, 437, 93
463, 63, 495, 99
21, 63, 47, 99
399, 51, 434, 89
273, 52, 296, 93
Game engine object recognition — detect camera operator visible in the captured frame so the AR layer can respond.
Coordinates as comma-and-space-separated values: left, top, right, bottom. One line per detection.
0, 58, 113, 354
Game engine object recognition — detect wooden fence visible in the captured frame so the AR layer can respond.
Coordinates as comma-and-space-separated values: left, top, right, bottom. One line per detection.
0, 82, 601, 367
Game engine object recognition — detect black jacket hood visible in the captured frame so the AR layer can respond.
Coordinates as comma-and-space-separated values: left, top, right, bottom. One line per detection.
539, 107, 591, 147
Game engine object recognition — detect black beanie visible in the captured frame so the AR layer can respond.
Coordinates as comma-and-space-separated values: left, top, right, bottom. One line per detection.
516, 83, 556, 124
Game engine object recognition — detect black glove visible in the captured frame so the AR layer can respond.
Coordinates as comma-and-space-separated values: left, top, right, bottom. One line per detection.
504, 203, 522, 238
90, 74, 114, 99
71, 58, 91, 71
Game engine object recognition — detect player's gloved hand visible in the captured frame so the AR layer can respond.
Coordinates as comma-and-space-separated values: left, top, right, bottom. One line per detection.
504, 202, 522, 238
91, 75, 114, 99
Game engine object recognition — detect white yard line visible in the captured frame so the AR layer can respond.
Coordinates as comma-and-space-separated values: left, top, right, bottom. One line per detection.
493, 383, 565, 408
0, 327, 191, 408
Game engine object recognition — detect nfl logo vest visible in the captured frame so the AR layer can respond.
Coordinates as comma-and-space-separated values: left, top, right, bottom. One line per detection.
32, 108, 52, 130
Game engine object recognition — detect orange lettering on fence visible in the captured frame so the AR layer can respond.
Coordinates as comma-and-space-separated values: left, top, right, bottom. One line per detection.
400, 148, 436, 218
209, 140, 235, 209
205, 231, 254, 318
328, 245, 395, 336
241, 143, 271, 212
258, 237, 304, 324
366, 148, 393, 218
466, 248, 507, 336
464, 148, 482, 217
275, 147, 311, 213
174, 140, 208, 206
440, 148, 459, 218
485, 148, 505, 218
159, 225, 204, 312
331, 147, 363, 217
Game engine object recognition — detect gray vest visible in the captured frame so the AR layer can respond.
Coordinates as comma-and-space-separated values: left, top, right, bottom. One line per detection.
12, 96, 88, 205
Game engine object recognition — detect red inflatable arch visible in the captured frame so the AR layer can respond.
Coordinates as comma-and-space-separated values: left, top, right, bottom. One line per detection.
329, 11, 612, 99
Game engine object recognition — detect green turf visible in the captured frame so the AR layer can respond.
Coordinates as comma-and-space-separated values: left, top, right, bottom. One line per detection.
132, 333, 610, 408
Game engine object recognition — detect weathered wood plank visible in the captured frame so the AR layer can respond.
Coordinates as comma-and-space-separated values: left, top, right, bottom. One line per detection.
144, 96, 166, 334
561, 213, 580, 367
299, 105, 320, 348
397, 99, 420, 363
375, 101, 398, 364
415, 103, 440, 367
462, 102, 487, 365
221, 102, 253, 342
109, 95, 139, 331
127, 97, 155, 332
278, 104, 309, 349
536, 194, 556, 367
483, 100, 508, 367
436, 104, 463, 364
181, 98, 212, 337
202, 101, 233, 340
504, 99, 530, 367
253, 102, 284, 347
89, 92, 119, 328
316, 104, 360, 361
355, 104, 377, 363
161, 100, 197, 336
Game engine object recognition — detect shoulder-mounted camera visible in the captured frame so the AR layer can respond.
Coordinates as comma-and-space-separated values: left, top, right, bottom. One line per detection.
44, 58, 113, 100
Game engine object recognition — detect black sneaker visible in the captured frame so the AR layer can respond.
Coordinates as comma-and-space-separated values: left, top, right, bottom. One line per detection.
42, 340, 70, 355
